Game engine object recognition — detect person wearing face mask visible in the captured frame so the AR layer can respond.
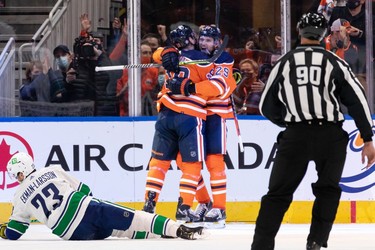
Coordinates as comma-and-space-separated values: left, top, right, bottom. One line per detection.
328, 0, 370, 75
232, 58, 265, 115
53, 45, 75, 102
20, 56, 66, 107
53, 45, 72, 72
116, 42, 159, 116
324, 18, 361, 74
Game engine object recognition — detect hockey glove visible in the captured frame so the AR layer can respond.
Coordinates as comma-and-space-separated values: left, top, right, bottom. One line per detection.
161, 46, 180, 73
232, 68, 242, 85
0, 223, 8, 239
177, 224, 204, 240
166, 78, 196, 96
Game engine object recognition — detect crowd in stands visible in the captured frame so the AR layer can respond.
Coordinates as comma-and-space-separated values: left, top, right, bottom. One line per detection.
19, 0, 369, 117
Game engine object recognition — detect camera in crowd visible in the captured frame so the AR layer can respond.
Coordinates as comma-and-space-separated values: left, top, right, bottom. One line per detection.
73, 36, 97, 59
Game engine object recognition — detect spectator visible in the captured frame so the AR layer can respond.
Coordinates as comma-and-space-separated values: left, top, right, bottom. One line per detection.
116, 42, 159, 116
157, 24, 168, 45
244, 32, 261, 51
109, 17, 128, 65
329, 0, 367, 74
317, 0, 335, 21
68, 14, 117, 116
20, 56, 65, 103
107, 17, 123, 54
142, 65, 165, 116
142, 33, 162, 53
91, 31, 118, 116
232, 58, 265, 115
53, 44, 75, 102
324, 18, 361, 74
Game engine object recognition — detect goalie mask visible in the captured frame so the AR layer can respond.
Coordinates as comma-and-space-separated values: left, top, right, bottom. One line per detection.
7, 152, 35, 182
169, 25, 196, 49
297, 12, 327, 41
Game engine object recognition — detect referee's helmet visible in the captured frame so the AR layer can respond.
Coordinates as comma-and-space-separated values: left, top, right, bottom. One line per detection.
297, 12, 327, 41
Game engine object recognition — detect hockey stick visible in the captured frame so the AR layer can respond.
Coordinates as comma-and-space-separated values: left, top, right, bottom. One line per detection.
95, 35, 229, 72
215, 0, 220, 28
230, 95, 244, 152
213, 2, 243, 152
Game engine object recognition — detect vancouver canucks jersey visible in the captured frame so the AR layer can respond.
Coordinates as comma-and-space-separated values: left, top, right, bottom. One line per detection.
6, 165, 92, 240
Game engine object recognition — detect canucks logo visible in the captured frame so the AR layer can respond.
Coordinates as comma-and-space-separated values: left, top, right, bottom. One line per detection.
339, 127, 375, 193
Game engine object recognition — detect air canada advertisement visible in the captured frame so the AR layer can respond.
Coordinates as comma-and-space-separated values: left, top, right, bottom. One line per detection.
1, 119, 374, 202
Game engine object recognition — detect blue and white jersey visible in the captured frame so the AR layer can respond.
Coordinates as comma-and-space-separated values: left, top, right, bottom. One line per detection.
6, 165, 92, 240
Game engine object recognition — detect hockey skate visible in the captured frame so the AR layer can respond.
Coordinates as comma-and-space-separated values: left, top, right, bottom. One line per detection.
203, 208, 226, 229
194, 200, 212, 222
176, 224, 204, 240
175, 197, 201, 223
143, 191, 156, 213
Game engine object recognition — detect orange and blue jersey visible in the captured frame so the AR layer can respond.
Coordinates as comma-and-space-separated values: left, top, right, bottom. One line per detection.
156, 49, 213, 120
153, 47, 236, 119
190, 51, 236, 118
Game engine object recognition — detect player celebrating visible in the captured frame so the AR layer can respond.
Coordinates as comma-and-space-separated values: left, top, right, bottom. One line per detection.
0, 152, 203, 241
143, 25, 211, 222
185, 25, 237, 227
143, 24, 234, 224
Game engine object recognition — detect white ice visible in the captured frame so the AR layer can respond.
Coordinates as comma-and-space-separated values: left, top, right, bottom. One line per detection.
1, 223, 374, 250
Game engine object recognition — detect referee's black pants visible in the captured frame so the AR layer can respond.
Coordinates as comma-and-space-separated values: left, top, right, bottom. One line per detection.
251, 122, 348, 250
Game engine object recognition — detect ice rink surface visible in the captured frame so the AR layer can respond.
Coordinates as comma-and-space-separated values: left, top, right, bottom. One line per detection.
1, 223, 374, 250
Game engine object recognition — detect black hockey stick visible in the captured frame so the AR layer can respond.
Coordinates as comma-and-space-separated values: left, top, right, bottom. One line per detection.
95, 35, 229, 72
215, 0, 220, 28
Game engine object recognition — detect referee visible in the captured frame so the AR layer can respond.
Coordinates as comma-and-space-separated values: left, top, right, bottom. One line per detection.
251, 12, 375, 250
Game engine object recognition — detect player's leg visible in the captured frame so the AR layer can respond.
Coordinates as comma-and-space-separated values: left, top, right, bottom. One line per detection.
194, 175, 212, 221
177, 153, 212, 221
204, 114, 227, 226
74, 199, 203, 240
143, 109, 178, 213
176, 160, 203, 222
176, 115, 206, 222
144, 158, 172, 213
112, 209, 204, 240
204, 154, 226, 226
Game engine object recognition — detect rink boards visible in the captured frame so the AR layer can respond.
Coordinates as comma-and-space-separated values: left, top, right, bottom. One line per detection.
1, 116, 375, 223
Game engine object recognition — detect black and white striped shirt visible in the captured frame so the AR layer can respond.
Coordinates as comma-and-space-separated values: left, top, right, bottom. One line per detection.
260, 44, 373, 141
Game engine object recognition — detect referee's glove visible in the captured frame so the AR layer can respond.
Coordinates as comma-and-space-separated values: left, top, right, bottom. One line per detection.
166, 78, 196, 96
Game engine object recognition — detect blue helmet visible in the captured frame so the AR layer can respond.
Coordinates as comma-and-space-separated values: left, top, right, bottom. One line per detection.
297, 12, 327, 41
169, 25, 195, 49
199, 25, 221, 41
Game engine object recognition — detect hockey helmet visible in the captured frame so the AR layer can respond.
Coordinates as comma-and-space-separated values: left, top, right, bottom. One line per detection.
199, 25, 221, 41
7, 152, 35, 182
297, 12, 327, 41
169, 25, 195, 49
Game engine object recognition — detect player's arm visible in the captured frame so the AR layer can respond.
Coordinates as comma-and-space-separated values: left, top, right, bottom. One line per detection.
0, 220, 30, 240
1, 201, 31, 240
196, 63, 237, 99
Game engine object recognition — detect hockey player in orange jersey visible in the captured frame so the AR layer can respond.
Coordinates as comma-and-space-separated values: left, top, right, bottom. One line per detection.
143, 25, 232, 223
176, 25, 237, 228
